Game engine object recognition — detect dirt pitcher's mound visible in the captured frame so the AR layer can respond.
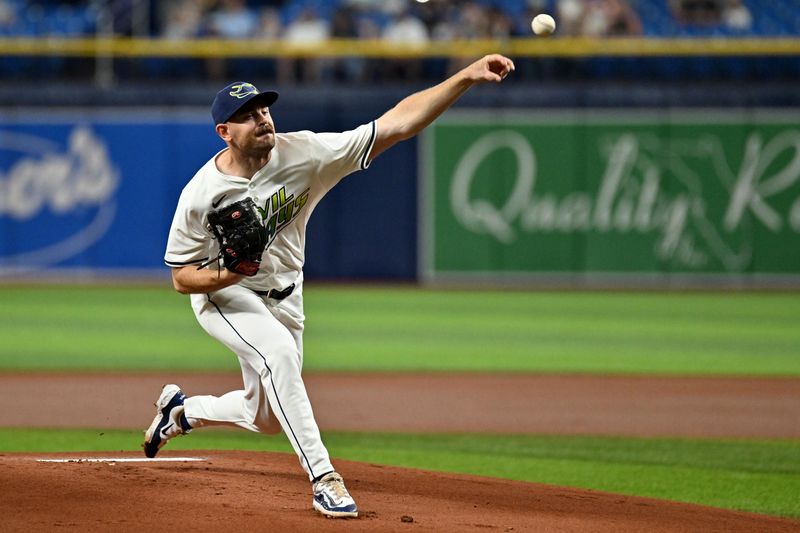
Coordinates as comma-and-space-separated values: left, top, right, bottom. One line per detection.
1, 451, 796, 533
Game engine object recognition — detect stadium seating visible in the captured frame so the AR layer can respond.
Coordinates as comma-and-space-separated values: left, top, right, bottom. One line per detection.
0, 0, 797, 38
0, 0, 796, 82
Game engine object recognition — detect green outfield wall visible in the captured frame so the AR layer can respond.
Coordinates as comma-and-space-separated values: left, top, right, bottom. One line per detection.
421, 109, 800, 285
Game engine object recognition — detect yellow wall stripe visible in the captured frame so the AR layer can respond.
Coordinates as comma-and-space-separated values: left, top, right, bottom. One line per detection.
0, 37, 797, 58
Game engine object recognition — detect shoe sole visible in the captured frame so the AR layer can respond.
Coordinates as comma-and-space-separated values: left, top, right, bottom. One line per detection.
143, 384, 182, 458
312, 499, 358, 518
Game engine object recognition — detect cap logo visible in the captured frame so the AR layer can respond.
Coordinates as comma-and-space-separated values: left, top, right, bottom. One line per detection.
229, 83, 259, 99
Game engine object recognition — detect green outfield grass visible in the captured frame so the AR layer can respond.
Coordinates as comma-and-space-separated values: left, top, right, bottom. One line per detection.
0, 285, 798, 375
2, 429, 798, 519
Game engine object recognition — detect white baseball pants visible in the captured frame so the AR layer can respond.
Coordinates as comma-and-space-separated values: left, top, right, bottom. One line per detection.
182, 276, 333, 481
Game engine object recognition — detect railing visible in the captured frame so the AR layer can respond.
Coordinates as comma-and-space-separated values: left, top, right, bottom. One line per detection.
0, 37, 798, 58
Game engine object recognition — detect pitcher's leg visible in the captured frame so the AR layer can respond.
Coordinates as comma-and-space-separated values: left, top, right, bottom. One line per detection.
192, 286, 333, 480
255, 341, 332, 479
184, 390, 254, 431
183, 364, 281, 434
183, 291, 271, 431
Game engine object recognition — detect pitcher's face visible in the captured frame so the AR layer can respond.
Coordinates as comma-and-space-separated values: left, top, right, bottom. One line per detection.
225, 101, 276, 155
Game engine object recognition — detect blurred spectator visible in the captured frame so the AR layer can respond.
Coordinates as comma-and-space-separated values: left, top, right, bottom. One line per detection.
109, 0, 136, 36
162, 0, 205, 39
207, 0, 258, 38
430, 4, 459, 41
283, 7, 330, 42
255, 6, 282, 39
329, 5, 366, 82
353, 9, 383, 82
345, 0, 406, 16
415, 0, 450, 36
331, 5, 358, 41
580, 0, 642, 36
670, 0, 724, 25
251, 7, 282, 84
440, 2, 512, 75
382, 8, 429, 43
487, 5, 513, 40
204, 0, 259, 80
355, 10, 381, 40
381, 8, 429, 81
454, 1, 489, 39
278, 8, 331, 84
722, 0, 752, 31
0, 1, 18, 35
557, 0, 588, 36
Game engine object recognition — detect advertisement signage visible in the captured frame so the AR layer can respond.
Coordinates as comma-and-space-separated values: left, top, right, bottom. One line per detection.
421, 110, 800, 284
0, 110, 219, 274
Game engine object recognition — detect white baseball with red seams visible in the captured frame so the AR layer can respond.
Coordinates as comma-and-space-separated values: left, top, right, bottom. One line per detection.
532, 14, 556, 36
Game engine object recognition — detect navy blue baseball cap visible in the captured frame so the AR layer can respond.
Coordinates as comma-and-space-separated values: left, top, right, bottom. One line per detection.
211, 82, 279, 125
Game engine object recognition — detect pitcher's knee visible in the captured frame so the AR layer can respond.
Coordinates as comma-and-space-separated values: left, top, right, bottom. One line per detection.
253, 411, 282, 434
259, 340, 301, 373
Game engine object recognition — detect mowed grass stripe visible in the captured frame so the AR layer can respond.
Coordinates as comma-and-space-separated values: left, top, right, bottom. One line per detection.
0, 285, 798, 374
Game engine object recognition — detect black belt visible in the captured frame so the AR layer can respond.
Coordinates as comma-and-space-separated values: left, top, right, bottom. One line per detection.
253, 283, 295, 301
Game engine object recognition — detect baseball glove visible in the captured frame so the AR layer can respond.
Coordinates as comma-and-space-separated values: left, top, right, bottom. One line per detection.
205, 197, 268, 276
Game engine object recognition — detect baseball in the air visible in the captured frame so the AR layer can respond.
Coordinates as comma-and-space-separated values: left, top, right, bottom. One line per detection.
531, 14, 556, 36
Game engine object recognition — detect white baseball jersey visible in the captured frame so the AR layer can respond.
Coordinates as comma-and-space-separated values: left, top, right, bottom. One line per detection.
165, 121, 376, 289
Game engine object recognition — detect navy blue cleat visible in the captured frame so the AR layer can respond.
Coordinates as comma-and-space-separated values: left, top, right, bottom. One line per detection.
312, 472, 358, 518
143, 384, 189, 458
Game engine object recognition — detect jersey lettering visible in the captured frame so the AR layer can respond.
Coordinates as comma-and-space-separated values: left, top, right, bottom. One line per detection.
258, 186, 310, 242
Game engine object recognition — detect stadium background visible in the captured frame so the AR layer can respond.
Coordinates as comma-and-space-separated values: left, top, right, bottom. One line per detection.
1, 0, 798, 283
0, 0, 799, 528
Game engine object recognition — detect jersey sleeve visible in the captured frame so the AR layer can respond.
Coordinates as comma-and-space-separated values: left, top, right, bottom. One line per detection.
313, 121, 377, 190
164, 188, 211, 268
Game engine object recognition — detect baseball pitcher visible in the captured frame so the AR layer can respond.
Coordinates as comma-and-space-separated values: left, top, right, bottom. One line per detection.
145, 54, 515, 518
